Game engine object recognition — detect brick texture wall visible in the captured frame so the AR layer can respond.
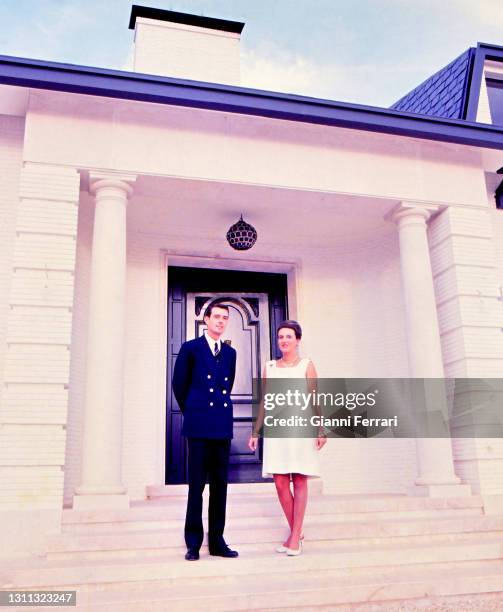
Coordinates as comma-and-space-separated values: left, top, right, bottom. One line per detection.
0, 116, 24, 402
429, 206, 503, 494
0, 161, 80, 509
133, 17, 240, 84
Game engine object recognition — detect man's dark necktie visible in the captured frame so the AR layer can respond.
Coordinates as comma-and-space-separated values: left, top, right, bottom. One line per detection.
214, 342, 220, 357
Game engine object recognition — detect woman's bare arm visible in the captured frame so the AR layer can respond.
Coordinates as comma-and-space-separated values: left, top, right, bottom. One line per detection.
306, 360, 327, 448
248, 366, 267, 450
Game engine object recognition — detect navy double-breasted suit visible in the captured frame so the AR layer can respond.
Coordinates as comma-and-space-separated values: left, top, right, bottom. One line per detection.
172, 334, 237, 552
173, 335, 237, 439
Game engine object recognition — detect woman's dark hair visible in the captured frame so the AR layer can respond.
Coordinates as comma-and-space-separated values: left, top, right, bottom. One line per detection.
204, 301, 230, 319
277, 320, 302, 340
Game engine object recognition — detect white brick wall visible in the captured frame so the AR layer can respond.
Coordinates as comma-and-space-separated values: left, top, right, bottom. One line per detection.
429, 207, 503, 377
0, 115, 24, 407
133, 17, 241, 85
492, 206, 503, 295
301, 237, 417, 495
0, 162, 80, 509
429, 205, 503, 494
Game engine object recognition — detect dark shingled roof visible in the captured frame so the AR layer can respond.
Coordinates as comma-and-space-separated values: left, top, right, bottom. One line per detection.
391, 49, 475, 119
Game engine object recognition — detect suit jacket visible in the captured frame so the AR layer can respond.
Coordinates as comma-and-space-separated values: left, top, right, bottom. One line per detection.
172, 335, 237, 439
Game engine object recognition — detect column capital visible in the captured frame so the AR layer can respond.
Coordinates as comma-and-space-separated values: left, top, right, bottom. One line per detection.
89, 171, 137, 197
385, 201, 442, 225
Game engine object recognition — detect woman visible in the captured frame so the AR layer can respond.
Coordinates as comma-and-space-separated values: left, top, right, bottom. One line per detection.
248, 320, 326, 556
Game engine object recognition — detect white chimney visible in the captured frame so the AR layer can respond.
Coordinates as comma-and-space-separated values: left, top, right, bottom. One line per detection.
128, 5, 244, 85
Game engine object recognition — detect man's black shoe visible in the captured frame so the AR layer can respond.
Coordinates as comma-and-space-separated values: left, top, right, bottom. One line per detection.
209, 546, 239, 558
185, 549, 200, 561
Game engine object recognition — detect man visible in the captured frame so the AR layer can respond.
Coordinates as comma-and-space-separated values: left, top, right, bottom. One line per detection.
172, 301, 239, 561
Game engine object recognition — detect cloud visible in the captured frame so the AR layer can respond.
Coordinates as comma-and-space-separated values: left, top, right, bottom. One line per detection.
241, 45, 323, 97
240, 43, 420, 108
240, 0, 503, 110
451, 0, 503, 29
0, 1, 93, 62
1, 0, 500, 109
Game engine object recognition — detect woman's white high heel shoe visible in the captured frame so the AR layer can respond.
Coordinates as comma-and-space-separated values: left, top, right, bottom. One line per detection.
286, 541, 303, 556
276, 535, 304, 553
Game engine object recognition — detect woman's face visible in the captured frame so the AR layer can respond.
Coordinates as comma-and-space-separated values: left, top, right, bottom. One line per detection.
277, 327, 299, 354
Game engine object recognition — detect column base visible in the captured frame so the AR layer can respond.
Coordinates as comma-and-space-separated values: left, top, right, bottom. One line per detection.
72, 493, 130, 510
408, 483, 472, 498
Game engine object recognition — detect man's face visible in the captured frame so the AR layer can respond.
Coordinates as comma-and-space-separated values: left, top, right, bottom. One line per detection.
204, 306, 229, 338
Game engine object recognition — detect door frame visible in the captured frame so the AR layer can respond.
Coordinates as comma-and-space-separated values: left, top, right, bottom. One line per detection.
163, 254, 297, 484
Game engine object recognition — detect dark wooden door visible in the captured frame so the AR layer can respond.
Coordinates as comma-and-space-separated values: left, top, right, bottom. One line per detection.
166, 267, 288, 484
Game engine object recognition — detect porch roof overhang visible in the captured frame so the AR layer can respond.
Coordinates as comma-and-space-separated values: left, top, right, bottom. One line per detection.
0, 54, 502, 151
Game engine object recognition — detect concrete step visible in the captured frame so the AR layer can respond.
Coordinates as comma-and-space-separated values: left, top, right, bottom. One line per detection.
296, 593, 503, 612
4, 536, 503, 589
5, 557, 503, 610
45, 530, 503, 562
60, 561, 503, 612
62, 494, 484, 528
62, 507, 484, 535
48, 515, 503, 559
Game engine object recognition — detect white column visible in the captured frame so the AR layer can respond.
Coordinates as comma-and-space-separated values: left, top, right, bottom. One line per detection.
73, 173, 136, 509
388, 202, 470, 497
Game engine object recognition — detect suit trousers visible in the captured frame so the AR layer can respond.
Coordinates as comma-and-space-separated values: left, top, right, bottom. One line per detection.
184, 437, 231, 551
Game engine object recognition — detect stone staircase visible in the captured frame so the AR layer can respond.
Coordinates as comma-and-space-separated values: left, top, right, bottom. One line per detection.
2, 485, 503, 610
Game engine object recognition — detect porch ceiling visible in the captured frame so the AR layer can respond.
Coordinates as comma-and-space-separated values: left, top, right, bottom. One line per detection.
125, 175, 398, 249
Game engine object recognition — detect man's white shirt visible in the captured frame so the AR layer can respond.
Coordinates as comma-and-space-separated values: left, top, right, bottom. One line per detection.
204, 330, 222, 355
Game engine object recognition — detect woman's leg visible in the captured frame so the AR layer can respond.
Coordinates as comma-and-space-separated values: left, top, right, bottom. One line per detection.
273, 473, 294, 545
290, 473, 308, 550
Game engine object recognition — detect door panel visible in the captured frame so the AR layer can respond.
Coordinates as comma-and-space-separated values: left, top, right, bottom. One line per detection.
166, 267, 288, 484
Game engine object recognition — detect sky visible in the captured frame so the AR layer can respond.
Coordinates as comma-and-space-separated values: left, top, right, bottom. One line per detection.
0, 0, 501, 108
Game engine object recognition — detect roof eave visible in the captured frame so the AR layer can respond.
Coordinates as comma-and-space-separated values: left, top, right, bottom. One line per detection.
0, 54, 502, 151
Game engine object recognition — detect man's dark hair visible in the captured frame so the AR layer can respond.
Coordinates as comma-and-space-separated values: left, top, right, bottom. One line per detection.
277, 320, 302, 340
204, 301, 230, 319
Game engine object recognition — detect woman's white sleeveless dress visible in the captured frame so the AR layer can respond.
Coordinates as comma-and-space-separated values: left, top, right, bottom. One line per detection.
262, 358, 321, 478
